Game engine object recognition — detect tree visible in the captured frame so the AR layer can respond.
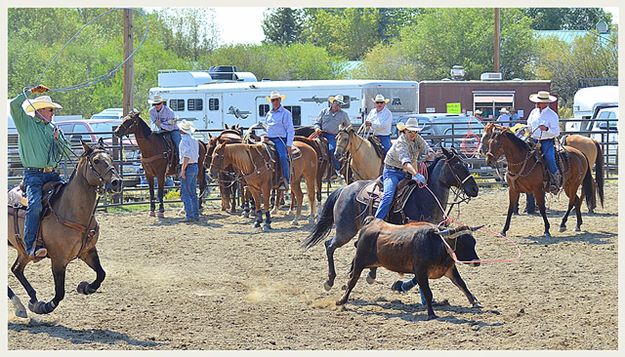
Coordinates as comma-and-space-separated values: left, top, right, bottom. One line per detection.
157, 8, 220, 61
262, 8, 305, 45
524, 8, 612, 30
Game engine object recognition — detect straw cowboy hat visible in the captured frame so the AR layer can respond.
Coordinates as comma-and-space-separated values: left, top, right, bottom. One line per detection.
177, 119, 196, 134
396, 117, 423, 133
329, 95, 344, 105
372, 94, 390, 104
474, 109, 483, 116
529, 91, 557, 103
499, 107, 509, 114
266, 91, 286, 102
148, 95, 166, 105
21, 96, 62, 116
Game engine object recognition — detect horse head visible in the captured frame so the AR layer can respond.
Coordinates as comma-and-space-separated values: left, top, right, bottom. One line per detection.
440, 146, 479, 197
484, 124, 512, 166
334, 125, 354, 161
79, 140, 123, 193
114, 111, 145, 138
208, 142, 228, 182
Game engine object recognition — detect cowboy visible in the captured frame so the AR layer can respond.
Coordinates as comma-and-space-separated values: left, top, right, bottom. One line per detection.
527, 90, 561, 194
365, 94, 393, 155
265, 91, 295, 190
313, 95, 352, 177
474, 109, 485, 123
177, 120, 200, 223
374, 117, 429, 220
10, 85, 73, 260
149, 95, 180, 163
496, 107, 512, 127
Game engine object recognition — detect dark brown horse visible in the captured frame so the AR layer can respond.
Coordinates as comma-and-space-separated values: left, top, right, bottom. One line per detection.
8, 140, 122, 317
482, 123, 591, 237
114, 112, 208, 217
206, 127, 245, 213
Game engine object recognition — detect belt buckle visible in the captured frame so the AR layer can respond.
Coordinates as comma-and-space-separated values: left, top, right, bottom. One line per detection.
43, 167, 54, 173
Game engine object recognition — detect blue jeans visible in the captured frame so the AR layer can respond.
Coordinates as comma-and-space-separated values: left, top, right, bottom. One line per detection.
374, 166, 406, 219
376, 135, 392, 155
169, 130, 181, 154
23, 169, 61, 251
269, 137, 290, 182
180, 163, 199, 219
321, 132, 340, 171
540, 139, 558, 174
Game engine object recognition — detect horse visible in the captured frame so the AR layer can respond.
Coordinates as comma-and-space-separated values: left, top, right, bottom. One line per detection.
301, 146, 479, 291
8, 140, 122, 317
206, 128, 246, 213
209, 140, 318, 228
560, 134, 605, 213
482, 123, 591, 237
114, 112, 208, 217
334, 125, 384, 181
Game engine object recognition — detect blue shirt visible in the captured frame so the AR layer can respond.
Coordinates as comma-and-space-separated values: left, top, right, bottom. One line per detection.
179, 133, 199, 164
496, 113, 512, 127
149, 105, 177, 132
265, 105, 295, 146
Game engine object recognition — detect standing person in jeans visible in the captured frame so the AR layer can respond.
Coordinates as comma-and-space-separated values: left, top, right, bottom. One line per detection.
365, 94, 393, 155
374, 118, 429, 220
10, 85, 72, 260
177, 120, 200, 223
313, 95, 352, 178
265, 91, 295, 191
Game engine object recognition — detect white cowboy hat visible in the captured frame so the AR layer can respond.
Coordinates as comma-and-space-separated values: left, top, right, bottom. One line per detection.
529, 91, 557, 103
474, 109, 483, 115
21, 96, 62, 116
177, 119, 196, 134
404, 117, 422, 132
499, 107, 509, 114
372, 94, 390, 104
148, 95, 167, 105
329, 95, 344, 105
266, 91, 286, 102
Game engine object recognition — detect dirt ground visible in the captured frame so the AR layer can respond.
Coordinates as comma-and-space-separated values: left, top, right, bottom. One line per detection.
7, 182, 619, 350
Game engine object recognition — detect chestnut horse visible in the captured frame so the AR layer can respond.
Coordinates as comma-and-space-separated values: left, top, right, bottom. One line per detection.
560, 134, 605, 213
8, 140, 122, 317
206, 127, 245, 213
114, 112, 208, 217
334, 126, 383, 181
482, 123, 591, 237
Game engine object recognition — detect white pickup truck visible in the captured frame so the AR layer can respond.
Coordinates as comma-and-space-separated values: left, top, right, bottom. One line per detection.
590, 105, 618, 165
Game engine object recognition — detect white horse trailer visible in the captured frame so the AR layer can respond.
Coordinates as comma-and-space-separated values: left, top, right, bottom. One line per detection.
567, 86, 619, 132
149, 70, 418, 137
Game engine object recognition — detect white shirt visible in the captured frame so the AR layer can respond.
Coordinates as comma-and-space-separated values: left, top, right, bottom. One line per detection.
527, 106, 560, 140
366, 107, 393, 136
179, 133, 199, 164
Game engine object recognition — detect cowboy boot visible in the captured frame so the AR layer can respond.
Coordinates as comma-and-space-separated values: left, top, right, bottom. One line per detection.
549, 172, 561, 194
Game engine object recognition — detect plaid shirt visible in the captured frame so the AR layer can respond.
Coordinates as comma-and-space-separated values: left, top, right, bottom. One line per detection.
384, 132, 428, 169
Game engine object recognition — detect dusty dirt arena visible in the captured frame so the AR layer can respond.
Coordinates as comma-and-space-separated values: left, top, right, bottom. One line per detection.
7, 182, 619, 350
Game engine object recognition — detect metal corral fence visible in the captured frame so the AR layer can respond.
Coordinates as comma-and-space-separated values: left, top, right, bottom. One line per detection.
6, 118, 617, 209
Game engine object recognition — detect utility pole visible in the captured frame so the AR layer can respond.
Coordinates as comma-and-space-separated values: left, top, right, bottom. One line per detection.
122, 8, 134, 116
494, 8, 500, 73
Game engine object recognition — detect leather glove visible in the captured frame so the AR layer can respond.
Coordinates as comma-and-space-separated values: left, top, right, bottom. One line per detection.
412, 173, 426, 184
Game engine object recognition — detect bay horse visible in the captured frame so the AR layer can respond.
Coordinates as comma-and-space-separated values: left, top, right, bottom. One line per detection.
334, 125, 383, 181
302, 147, 479, 291
482, 123, 591, 237
560, 134, 605, 213
206, 128, 245, 213
8, 140, 122, 317
114, 112, 208, 217
209, 140, 318, 229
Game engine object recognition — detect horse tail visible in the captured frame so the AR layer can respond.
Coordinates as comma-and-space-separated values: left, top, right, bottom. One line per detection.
301, 187, 343, 250
593, 140, 605, 208
581, 162, 594, 210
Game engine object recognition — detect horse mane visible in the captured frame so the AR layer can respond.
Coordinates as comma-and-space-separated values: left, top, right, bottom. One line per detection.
503, 131, 529, 152
427, 154, 444, 173
135, 114, 152, 138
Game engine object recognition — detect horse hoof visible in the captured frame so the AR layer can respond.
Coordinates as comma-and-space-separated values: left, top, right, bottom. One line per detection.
366, 275, 376, 284
157, 211, 165, 218
391, 280, 404, 293
253, 222, 261, 228
336, 299, 346, 306
544, 232, 552, 238
426, 314, 439, 321
323, 281, 333, 291
242, 212, 250, 218
262, 224, 272, 232
14, 308, 28, 318
28, 301, 51, 315
472, 301, 483, 309
575, 226, 581, 232
77, 281, 96, 295
559, 226, 566, 232
149, 211, 155, 217
499, 231, 506, 237
291, 220, 299, 226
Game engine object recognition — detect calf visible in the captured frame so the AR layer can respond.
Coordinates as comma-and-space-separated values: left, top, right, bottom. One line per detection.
336, 217, 483, 320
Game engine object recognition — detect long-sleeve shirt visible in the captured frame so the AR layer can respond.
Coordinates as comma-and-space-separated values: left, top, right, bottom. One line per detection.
527, 106, 560, 140
313, 108, 351, 135
179, 133, 199, 164
265, 105, 295, 146
384, 132, 428, 169
366, 107, 393, 135
149, 105, 178, 132
496, 113, 511, 127
10, 93, 72, 168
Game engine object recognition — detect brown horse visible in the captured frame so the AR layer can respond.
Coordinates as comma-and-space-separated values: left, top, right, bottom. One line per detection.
206, 128, 245, 213
208, 141, 317, 229
334, 126, 383, 181
560, 134, 605, 213
8, 140, 122, 317
483, 123, 591, 237
114, 112, 208, 217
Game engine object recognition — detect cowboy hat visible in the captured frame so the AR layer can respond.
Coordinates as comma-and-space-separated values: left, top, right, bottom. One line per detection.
404, 117, 422, 132
499, 107, 509, 114
266, 91, 286, 102
177, 119, 196, 134
148, 95, 166, 105
529, 91, 557, 103
474, 109, 483, 115
372, 94, 390, 104
329, 95, 344, 105
21, 96, 62, 116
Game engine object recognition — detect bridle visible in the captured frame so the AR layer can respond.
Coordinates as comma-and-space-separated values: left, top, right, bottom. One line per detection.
335, 127, 365, 158
84, 149, 117, 192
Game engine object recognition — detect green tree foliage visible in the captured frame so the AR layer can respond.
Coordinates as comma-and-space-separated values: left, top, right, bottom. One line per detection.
524, 8, 612, 30
262, 8, 305, 45
156, 8, 220, 61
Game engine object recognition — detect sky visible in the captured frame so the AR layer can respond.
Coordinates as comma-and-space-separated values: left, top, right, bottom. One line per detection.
213, 7, 619, 46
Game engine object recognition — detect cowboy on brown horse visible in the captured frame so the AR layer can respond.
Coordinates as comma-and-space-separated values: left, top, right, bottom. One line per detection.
264, 91, 295, 191
312, 95, 352, 179
149, 94, 180, 173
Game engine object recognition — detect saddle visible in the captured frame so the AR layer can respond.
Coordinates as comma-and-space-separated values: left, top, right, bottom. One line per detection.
367, 136, 386, 159
532, 140, 568, 193
355, 177, 418, 220
261, 141, 302, 187
294, 135, 333, 179
154, 132, 179, 175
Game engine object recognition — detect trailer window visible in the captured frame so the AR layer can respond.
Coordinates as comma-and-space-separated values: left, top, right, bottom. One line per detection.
473, 93, 514, 120
187, 99, 203, 111
258, 104, 270, 117
284, 106, 301, 126
208, 98, 220, 111
169, 99, 185, 111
